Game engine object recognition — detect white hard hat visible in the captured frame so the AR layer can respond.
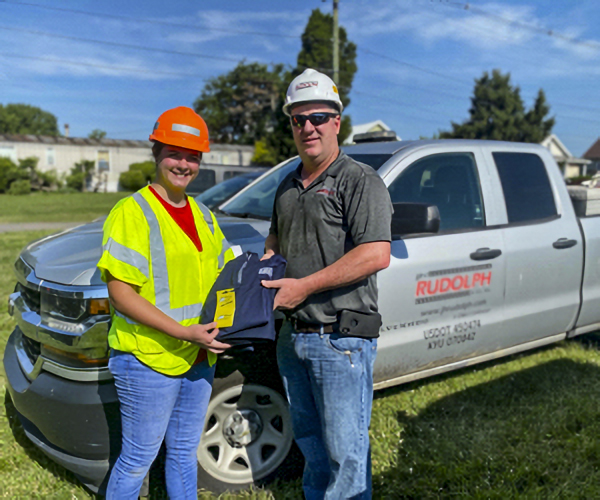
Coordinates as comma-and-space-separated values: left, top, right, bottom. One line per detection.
282, 68, 344, 117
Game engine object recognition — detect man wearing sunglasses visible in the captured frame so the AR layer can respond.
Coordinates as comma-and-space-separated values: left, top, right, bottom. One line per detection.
262, 69, 393, 499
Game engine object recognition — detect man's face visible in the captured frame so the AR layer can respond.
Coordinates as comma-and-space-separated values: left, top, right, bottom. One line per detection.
289, 103, 341, 164
155, 144, 201, 192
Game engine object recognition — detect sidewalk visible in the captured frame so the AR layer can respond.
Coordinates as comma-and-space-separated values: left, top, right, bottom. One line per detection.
0, 222, 82, 233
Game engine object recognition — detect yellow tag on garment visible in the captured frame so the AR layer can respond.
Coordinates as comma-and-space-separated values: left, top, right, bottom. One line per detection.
214, 289, 236, 328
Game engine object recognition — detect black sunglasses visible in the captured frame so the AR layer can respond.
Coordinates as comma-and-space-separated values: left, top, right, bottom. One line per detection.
290, 112, 339, 128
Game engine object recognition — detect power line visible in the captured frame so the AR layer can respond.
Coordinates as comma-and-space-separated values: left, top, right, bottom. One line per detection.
0, 0, 298, 39
2, 3, 599, 121
443, 1, 600, 51
358, 47, 470, 85
0, 52, 210, 78
0, 25, 242, 63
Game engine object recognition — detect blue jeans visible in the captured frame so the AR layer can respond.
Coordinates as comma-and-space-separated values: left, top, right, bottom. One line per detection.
106, 350, 214, 500
277, 320, 377, 500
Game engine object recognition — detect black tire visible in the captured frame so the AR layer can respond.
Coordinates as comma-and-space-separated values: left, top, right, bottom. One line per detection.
196, 347, 302, 493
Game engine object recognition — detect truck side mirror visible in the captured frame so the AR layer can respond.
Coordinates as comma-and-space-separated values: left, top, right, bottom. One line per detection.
391, 202, 440, 239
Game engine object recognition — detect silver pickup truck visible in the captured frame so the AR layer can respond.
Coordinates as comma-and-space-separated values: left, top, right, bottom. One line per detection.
5, 139, 600, 493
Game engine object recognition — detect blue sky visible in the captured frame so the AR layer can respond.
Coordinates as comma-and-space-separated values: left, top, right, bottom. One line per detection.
1, 0, 599, 156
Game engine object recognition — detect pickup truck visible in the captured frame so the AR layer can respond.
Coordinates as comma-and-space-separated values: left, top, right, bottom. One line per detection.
5, 139, 600, 493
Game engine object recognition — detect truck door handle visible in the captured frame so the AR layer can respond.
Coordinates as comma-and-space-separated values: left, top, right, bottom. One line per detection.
470, 248, 502, 261
553, 238, 577, 249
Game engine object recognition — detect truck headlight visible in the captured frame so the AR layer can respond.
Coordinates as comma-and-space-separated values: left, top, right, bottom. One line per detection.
41, 344, 109, 368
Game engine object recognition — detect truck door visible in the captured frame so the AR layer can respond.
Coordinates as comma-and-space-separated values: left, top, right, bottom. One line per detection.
375, 146, 507, 386
486, 149, 583, 344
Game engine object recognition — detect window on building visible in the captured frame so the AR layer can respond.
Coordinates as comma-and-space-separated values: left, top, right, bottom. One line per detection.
97, 150, 110, 171
492, 152, 557, 223
387, 152, 485, 232
46, 147, 55, 166
0, 145, 17, 162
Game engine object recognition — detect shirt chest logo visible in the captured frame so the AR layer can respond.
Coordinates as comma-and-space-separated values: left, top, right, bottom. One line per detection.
315, 186, 336, 197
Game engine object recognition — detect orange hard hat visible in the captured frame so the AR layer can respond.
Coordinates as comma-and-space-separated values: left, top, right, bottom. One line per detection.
149, 106, 210, 153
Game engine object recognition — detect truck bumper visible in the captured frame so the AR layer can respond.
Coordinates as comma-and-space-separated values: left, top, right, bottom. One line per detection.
3, 327, 120, 492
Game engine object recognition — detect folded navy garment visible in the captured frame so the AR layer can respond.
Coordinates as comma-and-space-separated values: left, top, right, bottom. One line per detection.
200, 252, 287, 345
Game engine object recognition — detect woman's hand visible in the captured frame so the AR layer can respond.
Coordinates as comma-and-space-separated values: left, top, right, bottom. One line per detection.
185, 322, 231, 354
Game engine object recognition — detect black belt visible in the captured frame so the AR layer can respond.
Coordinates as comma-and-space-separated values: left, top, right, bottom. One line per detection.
290, 318, 335, 333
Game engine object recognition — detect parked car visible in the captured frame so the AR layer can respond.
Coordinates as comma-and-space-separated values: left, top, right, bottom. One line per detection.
195, 171, 263, 209
185, 165, 267, 196
5, 139, 600, 493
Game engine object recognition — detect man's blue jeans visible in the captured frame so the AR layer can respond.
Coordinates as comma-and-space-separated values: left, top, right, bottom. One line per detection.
106, 350, 214, 500
277, 320, 377, 500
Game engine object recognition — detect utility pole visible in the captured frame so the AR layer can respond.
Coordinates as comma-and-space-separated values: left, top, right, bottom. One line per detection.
333, 0, 339, 83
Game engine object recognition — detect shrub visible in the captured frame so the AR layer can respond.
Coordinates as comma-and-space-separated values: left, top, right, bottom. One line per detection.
129, 161, 155, 184
37, 169, 63, 190
568, 175, 592, 186
66, 160, 95, 192
66, 171, 85, 191
119, 170, 146, 191
0, 157, 28, 192
8, 179, 31, 195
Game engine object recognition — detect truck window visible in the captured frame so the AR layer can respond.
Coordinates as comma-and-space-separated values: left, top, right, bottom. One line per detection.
492, 152, 557, 223
388, 152, 485, 232
186, 169, 216, 195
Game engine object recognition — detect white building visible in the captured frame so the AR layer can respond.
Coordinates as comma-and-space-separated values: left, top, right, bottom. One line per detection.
0, 134, 255, 192
541, 134, 591, 178
343, 120, 400, 145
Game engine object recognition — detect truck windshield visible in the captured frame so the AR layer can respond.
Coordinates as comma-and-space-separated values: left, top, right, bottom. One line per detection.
221, 153, 391, 220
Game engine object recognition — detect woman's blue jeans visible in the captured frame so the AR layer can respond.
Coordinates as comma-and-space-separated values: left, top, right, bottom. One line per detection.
106, 350, 214, 500
277, 320, 377, 500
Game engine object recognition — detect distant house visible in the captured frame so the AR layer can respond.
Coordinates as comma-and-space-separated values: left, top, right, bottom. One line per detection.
0, 134, 255, 192
343, 120, 400, 144
583, 138, 600, 174
541, 134, 591, 178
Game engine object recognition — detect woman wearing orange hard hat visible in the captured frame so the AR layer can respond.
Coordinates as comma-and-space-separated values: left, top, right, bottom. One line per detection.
98, 106, 236, 499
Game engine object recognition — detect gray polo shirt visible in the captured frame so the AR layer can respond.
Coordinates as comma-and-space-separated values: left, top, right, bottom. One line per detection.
270, 151, 393, 324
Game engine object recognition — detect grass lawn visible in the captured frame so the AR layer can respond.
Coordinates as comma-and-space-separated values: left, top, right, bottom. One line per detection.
0, 192, 130, 224
1, 231, 600, 498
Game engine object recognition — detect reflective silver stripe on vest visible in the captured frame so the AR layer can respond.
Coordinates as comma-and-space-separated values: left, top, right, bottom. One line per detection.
219, 237, 232, 269
103, 237, 149, 278
190, 199, 229, 267
172, 123, 200, 136
132, 192, 203, 322
192, 199, 214, 235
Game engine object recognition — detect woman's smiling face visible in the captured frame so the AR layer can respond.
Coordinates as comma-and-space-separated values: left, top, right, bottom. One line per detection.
155, 144, 201, 192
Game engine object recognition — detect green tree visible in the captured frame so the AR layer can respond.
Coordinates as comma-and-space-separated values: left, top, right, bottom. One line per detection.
439, 70, 555, 142
0, 103, 60, 136
194, 62, 285, 145
295, 9, 357, 143
251, 139, 278, 166
88, 129, 107, 140
192, 8, 358, 165
118, 160, 155, 191
129, 161, 155, 184
119, 170, 146, 191
66, 160, 95, 192
0, 157, 26, 192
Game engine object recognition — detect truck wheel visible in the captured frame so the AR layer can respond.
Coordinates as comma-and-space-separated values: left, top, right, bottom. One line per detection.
197, 371, 298, 493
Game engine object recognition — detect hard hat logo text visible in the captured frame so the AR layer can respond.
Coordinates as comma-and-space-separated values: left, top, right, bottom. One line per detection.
295, 81, 319, 90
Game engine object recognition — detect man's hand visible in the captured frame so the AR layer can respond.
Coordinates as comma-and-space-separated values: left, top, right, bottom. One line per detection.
260, 250, 275, 261
185, 322, 231, 354
262, 278, 310, 310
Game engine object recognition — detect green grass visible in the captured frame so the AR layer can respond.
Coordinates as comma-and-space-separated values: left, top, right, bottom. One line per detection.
0, 192, 130, 224
1, 231, 600, 498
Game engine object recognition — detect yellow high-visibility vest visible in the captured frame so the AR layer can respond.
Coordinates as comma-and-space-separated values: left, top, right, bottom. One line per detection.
97, 186, 235, 375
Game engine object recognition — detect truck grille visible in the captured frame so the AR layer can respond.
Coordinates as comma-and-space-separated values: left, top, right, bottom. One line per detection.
16, 282, 41, 314
21, 333, 41, 364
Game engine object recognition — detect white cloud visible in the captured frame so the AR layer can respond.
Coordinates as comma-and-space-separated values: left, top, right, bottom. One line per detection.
344, 0, 599, 57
